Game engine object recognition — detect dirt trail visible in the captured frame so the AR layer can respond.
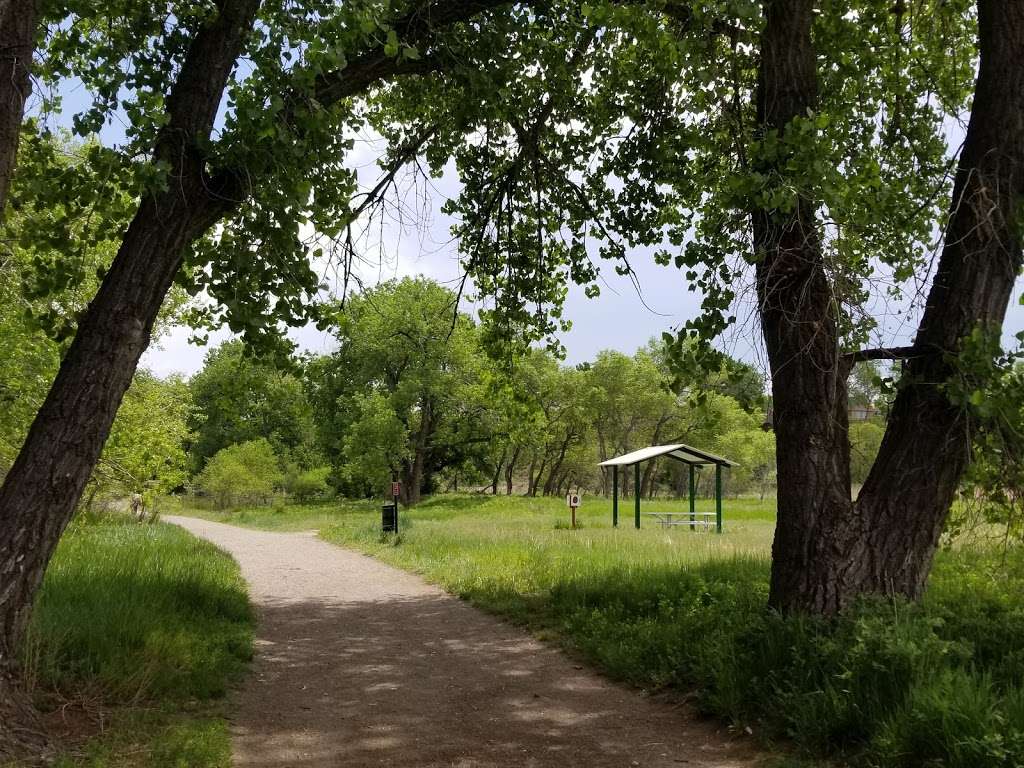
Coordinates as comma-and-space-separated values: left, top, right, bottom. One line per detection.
166, 515, 761, 768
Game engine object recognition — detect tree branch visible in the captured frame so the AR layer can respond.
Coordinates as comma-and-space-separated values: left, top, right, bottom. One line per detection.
843, 346, 923, 364
313, 0, 528, 106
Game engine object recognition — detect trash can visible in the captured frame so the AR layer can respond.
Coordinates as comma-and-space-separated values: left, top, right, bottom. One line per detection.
382, 502, 398, 533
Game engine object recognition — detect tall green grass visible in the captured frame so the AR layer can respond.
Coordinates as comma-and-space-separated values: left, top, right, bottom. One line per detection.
21, 516, 253, 767
302, 494, 1022, 767
181, 493, 1024, 765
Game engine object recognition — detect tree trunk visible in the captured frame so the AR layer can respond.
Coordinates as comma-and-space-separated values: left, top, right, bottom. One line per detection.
0, 1, 261, 756
528, 453, 547, 497
505, 444, 521, 495
841, 0, 1024, 603
641, 458, 659, 498
0, 0, 39, 215
761, 0, 1024, 614
490, 446, 506, 494
753, 0, 857, 615
406, 397, 433, 505
542, 436, 571, 496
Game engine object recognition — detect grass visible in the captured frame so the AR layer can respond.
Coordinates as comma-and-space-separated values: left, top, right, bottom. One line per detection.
180, 492, 1024, 767
17, 514, 253, 767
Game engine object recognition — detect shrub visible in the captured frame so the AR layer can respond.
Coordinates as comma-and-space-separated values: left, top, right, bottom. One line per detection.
197, 439, 282, 509
288, 466, 332, 502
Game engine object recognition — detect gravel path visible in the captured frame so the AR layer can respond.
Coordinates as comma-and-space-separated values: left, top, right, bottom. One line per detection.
166, 516, 761, 768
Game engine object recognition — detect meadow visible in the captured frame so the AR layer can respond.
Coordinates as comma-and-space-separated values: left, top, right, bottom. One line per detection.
181, 492, 1024, 767
18, 515, 253, 768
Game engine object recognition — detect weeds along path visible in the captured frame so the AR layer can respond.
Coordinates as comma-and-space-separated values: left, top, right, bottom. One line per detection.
165, 515, 759, 768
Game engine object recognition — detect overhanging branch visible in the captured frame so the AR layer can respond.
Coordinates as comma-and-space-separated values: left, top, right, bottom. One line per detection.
843, 346, 923, 364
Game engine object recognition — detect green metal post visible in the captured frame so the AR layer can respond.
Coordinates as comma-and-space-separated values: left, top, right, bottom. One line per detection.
612, 466, 619, 527
715, 463, 723, 534
689, 464, 696, 531
634, 463, 641, 529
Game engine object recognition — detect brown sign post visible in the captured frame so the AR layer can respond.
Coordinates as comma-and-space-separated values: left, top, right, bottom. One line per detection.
566, 491, 581, 529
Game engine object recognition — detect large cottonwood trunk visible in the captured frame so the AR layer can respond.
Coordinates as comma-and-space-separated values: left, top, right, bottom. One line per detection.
840, 0, 1024, 602
0, 0, 39, 214
759, 0, 1024, 615
0, 1, 260, 757
753, 0, 856, 615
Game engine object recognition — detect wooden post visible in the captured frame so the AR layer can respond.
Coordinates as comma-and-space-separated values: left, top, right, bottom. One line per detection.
715, 463, 723, 534
634, 462, 641, 529
689, 464, 696, 531
612, 465, 619, 527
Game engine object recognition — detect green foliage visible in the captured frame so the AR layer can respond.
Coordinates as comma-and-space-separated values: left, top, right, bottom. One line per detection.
585, 343, 756, 497
318, 277, 489, 498
0, 132, 189, 474
371, 1, 975, 361
91, 371, 194, 504
849, 361, 886, 411
286, 465, 333, 502
28, 516, 252, 767
953, 357, 1024, 542
849, 420, 885, 487
198, 278, 767, 502
188, 341, 318, 471
196, 439, 283, 509
716, 426, 775, 499
340, 391, 408, 493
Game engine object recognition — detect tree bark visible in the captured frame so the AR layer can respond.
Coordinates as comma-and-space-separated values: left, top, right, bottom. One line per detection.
640, 417, 669, 497
761, 0, 1024, 614
542, 435, 572, 495
0, 0, 39, 215
490, 446, 506, 494
753, 0, 857, 615
840, 0, 1024, 603
505, 444, 521, 494
0, 1, 261, 757
528, 452, 547, 497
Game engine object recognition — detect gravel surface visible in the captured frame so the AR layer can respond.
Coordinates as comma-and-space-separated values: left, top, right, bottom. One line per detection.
166, 515, 762, 768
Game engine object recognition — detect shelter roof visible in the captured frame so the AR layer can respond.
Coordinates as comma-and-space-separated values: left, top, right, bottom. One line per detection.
597, 443, 736, 467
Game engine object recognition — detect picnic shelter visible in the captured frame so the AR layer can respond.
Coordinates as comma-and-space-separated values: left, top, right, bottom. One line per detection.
598, 444, 736, 532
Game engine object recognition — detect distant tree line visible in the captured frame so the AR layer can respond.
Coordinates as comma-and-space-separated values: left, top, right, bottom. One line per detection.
178, 278, 871, 507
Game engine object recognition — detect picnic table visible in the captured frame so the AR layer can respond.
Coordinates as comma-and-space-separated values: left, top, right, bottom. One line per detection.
645, 511, 718, 529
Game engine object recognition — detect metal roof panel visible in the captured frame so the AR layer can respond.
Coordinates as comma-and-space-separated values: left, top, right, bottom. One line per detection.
598, 443, 736, 467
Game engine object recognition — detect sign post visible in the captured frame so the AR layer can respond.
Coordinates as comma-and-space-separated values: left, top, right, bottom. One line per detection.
392, 481, 401, 535
565, 490, 581, 529
383, 480, 401, 534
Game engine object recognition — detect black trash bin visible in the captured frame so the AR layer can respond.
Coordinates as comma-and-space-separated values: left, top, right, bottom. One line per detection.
382, 502, 398, 533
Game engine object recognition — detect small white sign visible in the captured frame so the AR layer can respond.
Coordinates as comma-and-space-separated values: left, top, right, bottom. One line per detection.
566, 493, 581, 508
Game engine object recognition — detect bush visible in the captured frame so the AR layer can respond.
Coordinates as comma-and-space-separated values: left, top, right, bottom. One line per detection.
197, 439, 282, 509
288, 466, 332, 502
